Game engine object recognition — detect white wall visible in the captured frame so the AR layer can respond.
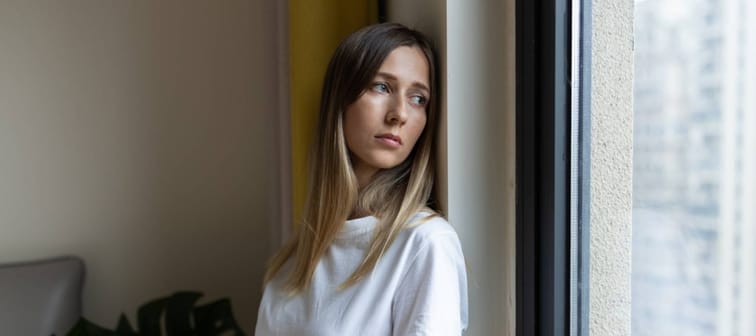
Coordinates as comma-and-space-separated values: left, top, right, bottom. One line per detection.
590, 0, 634, 335
0, 0, 282, 332
390, 0, 517, 334
445, 0, 517, 335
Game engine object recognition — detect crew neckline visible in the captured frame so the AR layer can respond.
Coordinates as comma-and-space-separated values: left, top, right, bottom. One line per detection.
337, 215, 378, 240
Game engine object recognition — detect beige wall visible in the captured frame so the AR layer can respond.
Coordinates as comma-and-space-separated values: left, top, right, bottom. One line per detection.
0, 0, 282, 332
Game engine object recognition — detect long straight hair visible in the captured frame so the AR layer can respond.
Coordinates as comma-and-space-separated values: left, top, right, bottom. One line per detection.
264, 23, 440, 293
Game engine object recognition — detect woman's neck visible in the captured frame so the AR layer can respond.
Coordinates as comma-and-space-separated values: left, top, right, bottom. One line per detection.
348, 207, 370, 220
349, 164, 377, 220
352, 161, 378, 190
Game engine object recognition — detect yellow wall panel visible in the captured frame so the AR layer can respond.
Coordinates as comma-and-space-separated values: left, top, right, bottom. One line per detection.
289, 0, 377, 225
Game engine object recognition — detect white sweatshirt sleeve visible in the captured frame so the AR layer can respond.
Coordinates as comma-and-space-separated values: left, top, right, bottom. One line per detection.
391, 231, 469, 336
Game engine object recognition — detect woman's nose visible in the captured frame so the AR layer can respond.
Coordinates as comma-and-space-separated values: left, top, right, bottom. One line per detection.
386, 95, 408, 124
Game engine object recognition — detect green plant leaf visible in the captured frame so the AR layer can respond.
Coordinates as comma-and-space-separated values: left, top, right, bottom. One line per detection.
115, 314, 138, 336
164, 291, 203, 335
63, 291, 245, 336
65, 318, 115, 336
193, 299, 245, 336
137, 297, 168, 336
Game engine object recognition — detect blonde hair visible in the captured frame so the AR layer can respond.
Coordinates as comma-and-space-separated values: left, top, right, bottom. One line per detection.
265, 23, 441, 293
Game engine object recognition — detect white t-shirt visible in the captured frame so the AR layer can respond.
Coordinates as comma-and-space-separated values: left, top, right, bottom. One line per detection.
255, 212, 468, 336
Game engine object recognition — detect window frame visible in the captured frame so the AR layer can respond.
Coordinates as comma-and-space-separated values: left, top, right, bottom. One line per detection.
516, 0, 591, 334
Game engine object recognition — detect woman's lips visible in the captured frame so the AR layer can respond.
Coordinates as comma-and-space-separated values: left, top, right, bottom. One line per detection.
375, 134, 402, 148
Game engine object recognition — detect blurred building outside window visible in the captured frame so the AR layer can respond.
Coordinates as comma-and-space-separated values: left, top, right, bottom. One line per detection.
632, 0, 756, 335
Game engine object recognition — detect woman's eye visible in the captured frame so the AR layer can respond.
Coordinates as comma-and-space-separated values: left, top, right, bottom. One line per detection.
372, 83, 389, 93
410, 95, 427, 106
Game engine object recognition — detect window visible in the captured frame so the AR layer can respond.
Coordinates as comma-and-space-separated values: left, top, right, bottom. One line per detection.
632, 0, 756, 334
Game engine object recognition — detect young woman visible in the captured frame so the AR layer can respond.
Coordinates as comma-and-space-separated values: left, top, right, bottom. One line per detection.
255, 23, 468, 336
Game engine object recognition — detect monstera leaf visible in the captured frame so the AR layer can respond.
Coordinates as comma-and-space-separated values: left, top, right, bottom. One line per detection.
63, 291, 246, 336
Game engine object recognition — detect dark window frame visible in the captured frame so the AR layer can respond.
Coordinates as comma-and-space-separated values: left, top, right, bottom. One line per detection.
516, 0, 591, 335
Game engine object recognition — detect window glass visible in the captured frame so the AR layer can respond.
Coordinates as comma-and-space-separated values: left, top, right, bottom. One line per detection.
633, 0, 756, 334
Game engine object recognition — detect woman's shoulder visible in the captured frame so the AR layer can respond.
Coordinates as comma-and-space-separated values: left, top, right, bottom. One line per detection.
401, 211, 462, 248
393, 211, 466, 285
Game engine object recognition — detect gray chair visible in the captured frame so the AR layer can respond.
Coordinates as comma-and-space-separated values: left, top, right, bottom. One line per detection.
0, 256, 85, 336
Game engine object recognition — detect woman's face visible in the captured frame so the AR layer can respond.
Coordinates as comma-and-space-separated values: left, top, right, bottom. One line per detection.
343, 46, 430, 184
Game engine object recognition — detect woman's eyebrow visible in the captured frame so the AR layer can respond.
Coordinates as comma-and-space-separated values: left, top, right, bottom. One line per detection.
375, 72, 430, 93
